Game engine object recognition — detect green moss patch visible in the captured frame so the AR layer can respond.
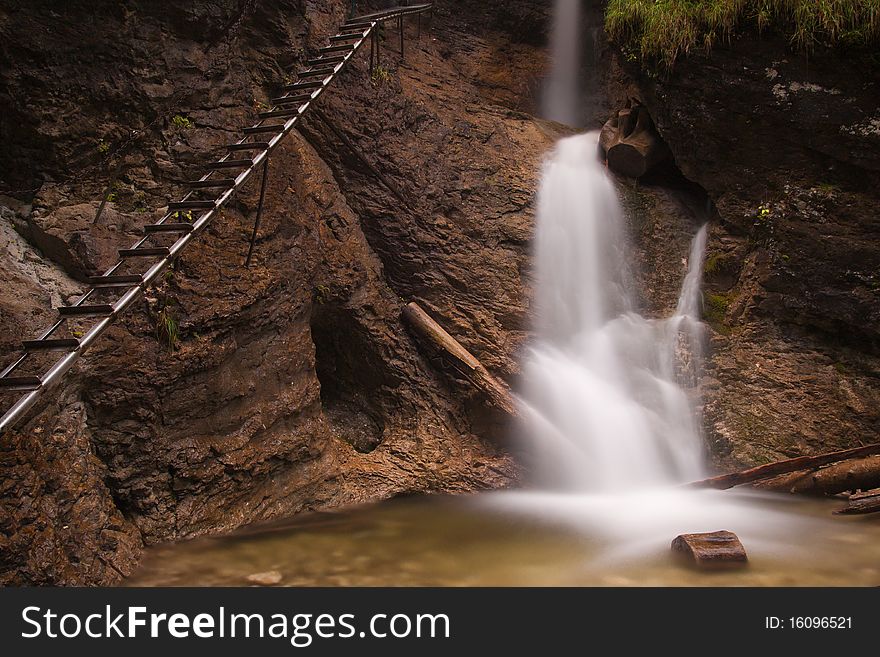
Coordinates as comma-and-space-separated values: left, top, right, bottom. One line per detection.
703, 290, 732, 331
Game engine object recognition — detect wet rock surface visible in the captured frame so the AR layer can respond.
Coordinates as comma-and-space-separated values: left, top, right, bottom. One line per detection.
0, 0, 554, 584
607, 33, 880, 469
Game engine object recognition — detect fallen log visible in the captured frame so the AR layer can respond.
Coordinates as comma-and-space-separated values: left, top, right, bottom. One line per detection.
834, 488, 880, 515
599, 98, 670, 179
688, 443, 880, 490
754, 455, 880, 496
671, 531, 748, 569
402, 302, 519, 418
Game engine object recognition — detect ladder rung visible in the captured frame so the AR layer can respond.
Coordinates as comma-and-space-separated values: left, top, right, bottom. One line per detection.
187, 178, 236, 189
283, 80, 323, 91
88, 274, 143, 288
307, 56, 344, 66
205, 159, 253, 169
299, 67, 335, 78
119, 247, 170, 257
330, 34, 361, 42
144, 223, 193, 234
0, 376, 42, 392
270, 94, 313, 105
258, 108, 303, 119
299, 68, 336, 80
22, 338, 80, 352
227, 142, 270, 151
58, 304, 114, 317
243, 124, 284, 135
168, 200, 216, 210
318, 44, 355, 54
342, 21, 372, 29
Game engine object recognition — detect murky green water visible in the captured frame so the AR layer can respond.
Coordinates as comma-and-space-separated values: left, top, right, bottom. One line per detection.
125, 490, 880, 586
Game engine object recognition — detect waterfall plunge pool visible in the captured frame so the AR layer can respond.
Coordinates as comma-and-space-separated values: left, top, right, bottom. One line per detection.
125, 492, 880, 587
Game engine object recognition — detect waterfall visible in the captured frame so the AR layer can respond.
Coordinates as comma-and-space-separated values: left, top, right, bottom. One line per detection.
519, 133, 706, 491
481, 0, 817, 562
542, 0, 581, 125
486, 137, 813, 559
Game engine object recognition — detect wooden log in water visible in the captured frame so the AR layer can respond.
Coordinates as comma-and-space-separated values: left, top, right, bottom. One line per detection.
755, 455, 880, 496
401, 302, 519, 418
834, 488, 880, 515
688, 443, 880, 490
671, 530, 748, 569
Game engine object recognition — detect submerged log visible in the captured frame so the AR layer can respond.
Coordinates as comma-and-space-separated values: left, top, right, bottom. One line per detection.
688, 443, 880, 491
671, 531, 748, 569
402, 302, 519, 418
755, 455, 880, 496
834, 488, 880, 515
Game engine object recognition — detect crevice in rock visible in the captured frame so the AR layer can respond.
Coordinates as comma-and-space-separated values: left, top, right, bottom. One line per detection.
310, 302, 390, 454
641, 157, 719, 227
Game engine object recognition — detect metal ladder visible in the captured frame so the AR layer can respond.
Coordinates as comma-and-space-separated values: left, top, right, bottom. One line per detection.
0, 3, 434, 435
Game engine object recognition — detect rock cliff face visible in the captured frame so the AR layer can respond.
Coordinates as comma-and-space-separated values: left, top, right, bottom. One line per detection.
0, 0, 560, 584
605, 32, 880, 469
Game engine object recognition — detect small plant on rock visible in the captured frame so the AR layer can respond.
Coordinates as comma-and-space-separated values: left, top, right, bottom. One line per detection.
156, 304, 180, 352
171, 114, 194, 130
315, 284, 331, 304
371, 64, 393, 86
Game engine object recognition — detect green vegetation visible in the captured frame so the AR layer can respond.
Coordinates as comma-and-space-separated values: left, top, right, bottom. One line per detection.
606, 0, 880, 68
750, 202, 776, 245
703, 290, 732, 330
156, 306, 179, 352
815, 181, 841, 195
171, 114, 194, 129
704, 252, 729, 275
314, 284, 331, 304
97, 139, 110, 154
371, 64, 393, 86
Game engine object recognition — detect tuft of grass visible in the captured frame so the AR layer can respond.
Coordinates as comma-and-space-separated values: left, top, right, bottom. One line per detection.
156, 306, 179, 352
606, 0, 880, 68
371, 64, 393, 86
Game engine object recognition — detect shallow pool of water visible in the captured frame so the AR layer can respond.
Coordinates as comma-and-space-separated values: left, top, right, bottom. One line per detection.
125, 490, 880, 587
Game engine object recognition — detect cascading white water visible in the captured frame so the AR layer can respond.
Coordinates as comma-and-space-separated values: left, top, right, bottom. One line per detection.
483, 0, 826, 563
487, 136, 815, 560
520, 133, 706, 491
542, 0, 581, 125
